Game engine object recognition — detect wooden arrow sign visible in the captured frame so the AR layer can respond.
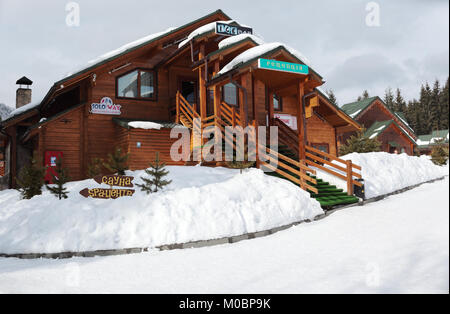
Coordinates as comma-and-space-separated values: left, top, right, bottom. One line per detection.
79, 188, 135, 200
93, 175, 134, 188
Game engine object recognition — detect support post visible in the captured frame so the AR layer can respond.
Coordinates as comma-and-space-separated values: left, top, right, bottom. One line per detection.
198, 44, 207, 121
346, 160, 354, 196
297, 81, 306, 161
268, 89, 274, 125
176, 91, 180, 124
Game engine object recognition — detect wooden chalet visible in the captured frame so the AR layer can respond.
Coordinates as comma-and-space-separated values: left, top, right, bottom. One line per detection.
417, 130, 449, 155
0, 10, 364, 206
339, 97, 417, 155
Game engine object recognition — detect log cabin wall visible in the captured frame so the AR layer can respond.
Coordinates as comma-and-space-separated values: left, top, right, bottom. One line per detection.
357, 101, 393, 130
306, 114, 337, 156
126, 128, 186, 170
40, 106, 83, 180
378, 124, 414, 155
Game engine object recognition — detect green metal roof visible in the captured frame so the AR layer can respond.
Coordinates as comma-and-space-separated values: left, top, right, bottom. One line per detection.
340, 97, 379, 118
418, 130, 449, 147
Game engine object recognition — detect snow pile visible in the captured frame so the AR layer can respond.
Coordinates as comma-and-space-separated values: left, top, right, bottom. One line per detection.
0, 167, 323, 254
178, 20, 236, 48
218, 42, 312, 76
218, 34, 265, 50
128, 121, 163, 130
7, 100, 42, 119
317, 152, 448, 199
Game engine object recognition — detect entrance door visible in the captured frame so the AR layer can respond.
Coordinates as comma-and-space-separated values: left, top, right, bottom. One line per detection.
179, 79, 198, 112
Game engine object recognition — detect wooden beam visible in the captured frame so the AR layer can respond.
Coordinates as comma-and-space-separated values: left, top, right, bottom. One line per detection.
297, 81, 306, 160
198, 44, 207, 120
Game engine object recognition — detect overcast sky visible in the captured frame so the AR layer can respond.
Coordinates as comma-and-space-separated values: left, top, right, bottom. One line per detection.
0, 0, 448, 109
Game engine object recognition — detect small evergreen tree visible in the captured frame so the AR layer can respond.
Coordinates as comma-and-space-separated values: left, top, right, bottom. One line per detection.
46, 157, 70, 200
103, 146, 129, 176
87, 157, 105, 178
339, 130, 382, 156
16, 151, 46, 200
384, 87, 395, 111
326, 89, 338, 106
430, 139, 449, 166
137, 152, 172, 194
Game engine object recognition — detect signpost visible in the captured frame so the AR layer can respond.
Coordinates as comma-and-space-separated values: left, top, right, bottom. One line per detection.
215, 23, 253, 37
80, 175, 135, 200
258, 58, 309, 75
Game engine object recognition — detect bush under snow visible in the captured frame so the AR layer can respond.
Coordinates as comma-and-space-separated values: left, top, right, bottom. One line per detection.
0, 167, 323, 254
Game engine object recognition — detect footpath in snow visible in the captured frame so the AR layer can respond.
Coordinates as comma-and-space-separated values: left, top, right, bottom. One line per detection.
0, 167, 322, 255
0, 176, 448, 293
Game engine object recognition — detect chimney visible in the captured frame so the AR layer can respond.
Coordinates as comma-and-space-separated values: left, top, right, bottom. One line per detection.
15, 76, 33, 109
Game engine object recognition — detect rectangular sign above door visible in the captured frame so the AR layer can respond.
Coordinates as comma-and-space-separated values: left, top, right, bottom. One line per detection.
215, 23, 253, 37
258, 59, 309, 75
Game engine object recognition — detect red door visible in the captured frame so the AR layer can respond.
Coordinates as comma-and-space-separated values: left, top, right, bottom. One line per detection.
44, 151, 63, 183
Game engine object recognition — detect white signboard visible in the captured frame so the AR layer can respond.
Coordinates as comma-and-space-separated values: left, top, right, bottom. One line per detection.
274, 114, 297, 131
91, 97, 122, 115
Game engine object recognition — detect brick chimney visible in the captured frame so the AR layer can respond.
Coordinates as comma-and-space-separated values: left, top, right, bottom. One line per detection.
16, 76, 33, 109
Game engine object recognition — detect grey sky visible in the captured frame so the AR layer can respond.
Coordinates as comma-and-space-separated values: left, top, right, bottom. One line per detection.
0, 0, 448, 109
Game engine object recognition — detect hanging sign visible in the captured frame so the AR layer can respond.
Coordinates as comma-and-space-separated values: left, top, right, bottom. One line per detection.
93, 175, 134, 188
90, 97, 122, 115
258, 59, 309, 75
80, 175, 135, 199
215, 23, 253, 37
79, 188, 135, 199
274, 114, 298, 131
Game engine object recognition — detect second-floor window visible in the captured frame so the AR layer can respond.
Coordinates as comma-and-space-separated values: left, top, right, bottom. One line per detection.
117, 69, 156, 100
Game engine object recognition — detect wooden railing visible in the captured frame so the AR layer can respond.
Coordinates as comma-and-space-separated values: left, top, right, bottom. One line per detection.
271, 118, 299, 157
220, 101, 241, 127
305, 145, 363, 195
176, 91, 201, 129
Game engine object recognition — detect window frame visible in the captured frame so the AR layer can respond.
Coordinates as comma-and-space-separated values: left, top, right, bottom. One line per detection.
222, 83, 239, 107
273, 94, 283, 112
116, 68, 157, 101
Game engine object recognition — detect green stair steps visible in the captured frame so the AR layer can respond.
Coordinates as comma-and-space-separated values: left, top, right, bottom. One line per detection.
265, 146, 360, 209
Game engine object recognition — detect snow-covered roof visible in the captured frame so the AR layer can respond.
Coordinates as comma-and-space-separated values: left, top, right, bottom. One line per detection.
217, 42, 313, 76
66, 27, 176, 78
218, 34, 265, 50
8, 100, 42, 119
128, 121, 163, 130
178, 20, 236, 48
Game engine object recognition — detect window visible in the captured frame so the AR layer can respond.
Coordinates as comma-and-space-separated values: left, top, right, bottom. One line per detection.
273, 94, 282, 111
117, 69, 156, 100
223, 83, 238, 106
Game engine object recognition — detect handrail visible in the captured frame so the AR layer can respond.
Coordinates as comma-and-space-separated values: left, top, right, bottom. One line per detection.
305, 145, 363, 195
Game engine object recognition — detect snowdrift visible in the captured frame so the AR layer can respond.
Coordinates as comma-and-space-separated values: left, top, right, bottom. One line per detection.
0, 167, 323, 254
317, 152, 449, 199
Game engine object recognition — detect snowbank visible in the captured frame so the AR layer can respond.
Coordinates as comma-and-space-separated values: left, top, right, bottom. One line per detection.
316, 152, 448, 199
0, 167, 323, 254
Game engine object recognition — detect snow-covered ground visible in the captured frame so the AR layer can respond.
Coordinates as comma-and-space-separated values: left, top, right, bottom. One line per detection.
0, 167, 322, 255
317, 152, 448, 198
0, 176, 448, 294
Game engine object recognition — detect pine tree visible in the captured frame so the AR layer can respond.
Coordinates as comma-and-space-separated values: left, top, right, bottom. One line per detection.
440, 77, 449, 130
87, 157, 104, 178
430, 139, 449, 166
429, 80, 441, 131
384, 87, 395, 111
103, 147, 129, 176
394, 88, 407, 113
419, 83, 433, 134
136, 152, 172, 194
339, 129, 382, 155
326, 89, 338, 106
16, 151, 46, 200
357, 90, 370, 102
46, 157, 70, 200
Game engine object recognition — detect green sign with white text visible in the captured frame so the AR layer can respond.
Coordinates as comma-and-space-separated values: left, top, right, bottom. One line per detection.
258, 58, 309, 75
